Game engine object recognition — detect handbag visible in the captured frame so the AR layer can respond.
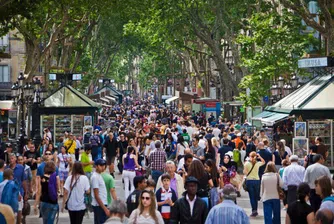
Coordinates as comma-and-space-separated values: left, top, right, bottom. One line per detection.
65, 176, 80, 210
276, 174, 285, 200
242, 163, 256, 192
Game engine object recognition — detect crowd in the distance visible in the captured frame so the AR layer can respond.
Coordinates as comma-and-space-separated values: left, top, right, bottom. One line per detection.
0, 99, 333, 224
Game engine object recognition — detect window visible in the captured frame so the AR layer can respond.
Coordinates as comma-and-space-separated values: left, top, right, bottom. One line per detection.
0, 35, 9, 47
0, 65, 10, 82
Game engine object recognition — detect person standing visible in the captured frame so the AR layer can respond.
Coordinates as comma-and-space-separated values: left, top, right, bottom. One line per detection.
64, 133, 76, 163
128, 190, 164, 224
0, 169, 19, 215
57, 145, 71, 197
101, 172, 117, 205
286, 183, 315, 224
205, 184, 249, 224
80, 147, 94, 180
170, 176, 208, 224
23, 143, 40, 197
243, 151, 265, 217
104, 199, 127, 224
103, 132, 118, 178
62, 162, 90, 224
122, 146, 141, 199
282, 155, 305, 205
89, 130, 101, 163
74, 136, 82, 162
83, 128, 92, 147
315, 176, 334, 213
91, 159, 109, 224
261, 162, 283, 224
149, 140, 167, 185
257, 142, 273, 180
303, 154, 331, 212
126, 176, 147, 216
117, 134, 128, 174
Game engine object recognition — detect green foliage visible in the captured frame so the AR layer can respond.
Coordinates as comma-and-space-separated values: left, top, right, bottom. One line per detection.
237, 9, 317, 107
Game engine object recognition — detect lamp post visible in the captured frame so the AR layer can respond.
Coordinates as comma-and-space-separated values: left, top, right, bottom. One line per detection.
270, 75, 300, 104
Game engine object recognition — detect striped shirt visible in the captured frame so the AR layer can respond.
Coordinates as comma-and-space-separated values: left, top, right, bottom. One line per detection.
205, 200, 250, 224
149, 148, 167, 171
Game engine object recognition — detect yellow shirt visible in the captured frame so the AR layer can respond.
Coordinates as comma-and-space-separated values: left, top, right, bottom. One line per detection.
244, 161, 264, 180
64, 139, 76, 154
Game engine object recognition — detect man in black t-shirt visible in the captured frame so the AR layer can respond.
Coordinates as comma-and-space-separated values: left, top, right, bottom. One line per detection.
126, 176, 147, 217
117, 134, 128, 174
23, 144, 40, 195
103, 132, 118, 178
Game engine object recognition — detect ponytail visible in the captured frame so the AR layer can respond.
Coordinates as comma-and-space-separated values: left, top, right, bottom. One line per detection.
124, 146, 134, 164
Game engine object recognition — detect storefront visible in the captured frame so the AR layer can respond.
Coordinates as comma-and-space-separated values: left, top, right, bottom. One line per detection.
0, 101, 16, 140
40, 85, 100, 146
252, 73, 334, 168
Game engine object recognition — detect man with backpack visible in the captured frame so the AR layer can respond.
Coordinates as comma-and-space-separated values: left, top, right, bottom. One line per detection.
90, 130, 101, 163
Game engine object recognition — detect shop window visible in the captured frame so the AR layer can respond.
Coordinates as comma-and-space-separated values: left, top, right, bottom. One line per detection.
0, 65, 10, 82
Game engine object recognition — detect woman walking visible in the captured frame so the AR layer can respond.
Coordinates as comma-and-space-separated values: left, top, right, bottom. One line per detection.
273, 141, 288, 170
122, 146, 141, 199
243, 151, 265, 217
128, 190, 164, 224
62, 162, 90, 224
57, 146, 71, 197
261, 162, 283, 224
175, 135, 189, 162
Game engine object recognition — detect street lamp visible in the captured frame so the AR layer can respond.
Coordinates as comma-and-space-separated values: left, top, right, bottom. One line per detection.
31, 77, 45, 148
290, 75, 298, 88
277, 76, 284, 88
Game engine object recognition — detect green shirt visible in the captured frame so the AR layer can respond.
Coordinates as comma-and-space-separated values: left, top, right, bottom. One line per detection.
101, 173, 115, 205
80, 152, 92, 173
182, 133, 190, 143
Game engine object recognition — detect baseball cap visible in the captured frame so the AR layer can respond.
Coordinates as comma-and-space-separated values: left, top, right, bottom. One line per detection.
95, 159, 106, 166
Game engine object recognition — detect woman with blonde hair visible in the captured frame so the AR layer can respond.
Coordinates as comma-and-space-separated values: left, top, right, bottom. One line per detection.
261, 161, 283, 224
129, 190, 164, 224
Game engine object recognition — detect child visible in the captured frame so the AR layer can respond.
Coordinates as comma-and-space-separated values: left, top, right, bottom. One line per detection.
155, 174, 177, 224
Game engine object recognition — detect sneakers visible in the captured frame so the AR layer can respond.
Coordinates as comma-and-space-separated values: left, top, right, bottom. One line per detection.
250, 211, 258, 217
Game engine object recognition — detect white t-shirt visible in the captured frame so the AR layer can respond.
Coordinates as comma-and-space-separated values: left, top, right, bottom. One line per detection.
57, 153, 71, 171
91, 172, 108, 206
177, 142, 188, 156
64, 175, 90, 211
199, 139, 206, 150
186, 127, 194, 140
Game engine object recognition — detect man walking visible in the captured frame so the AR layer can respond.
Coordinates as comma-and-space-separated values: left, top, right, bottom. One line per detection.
103, 132, 118, 178
170, 176, 208, 224
304, 154, 331, 212
282, 155, 305, 205
91, 159, 109, 224
257, 142, 273, 179
205, 184, 249, 224
149, 140, 167, 184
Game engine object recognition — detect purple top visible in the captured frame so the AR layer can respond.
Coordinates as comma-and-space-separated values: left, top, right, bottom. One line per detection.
123, 154, 136, 170
170, 177, 178, 197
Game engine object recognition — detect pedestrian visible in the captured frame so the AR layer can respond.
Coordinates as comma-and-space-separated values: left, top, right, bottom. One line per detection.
175, 135, 189, 162
204, 159, 221, 206
243, 151, 265, 217
261, 161, 283, 224
0, 143, 13, 165
23, 143, 40, 197
218, 138, 233, 165
57, 145, 71, 197
155, 174, 177, 224
0, 168, 19, 214
257, 142, 273, 180
286, 182, 314, 224
279, 159, 290, 209
273, 141, 288, 170
64, 133, 76, 163
62, 162, 90, 224
149, 140, 167, 185
101, 171, 117, 205
315, 176, 334, 214
117, 134, 128, 174
126, 176, 147, 216
205, 184, 250, 224
204, 138, 216, 162
89, 130, 101, 162
280, 139, 292, 156
103, 132, 119, 178
303, 154, 331, 212
170, 176, 208, 224
282, 155, 305, 206
34, 161, 59, 224
315, 209, 334, 224
91, 159, 109, 224
105, 199, 127, 224
304, 145, 317, 168
128, 189, 164, 224
80, 146, 94, 180
122, 146, 141, 199
74, 136, 82, 162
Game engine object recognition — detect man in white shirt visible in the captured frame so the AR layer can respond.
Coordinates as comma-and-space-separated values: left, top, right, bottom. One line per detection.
198, 134, 206, 150
280, 139, 292, 156
212, 125, 221, 139
91, 159, 109, 224
282, 155, 305, 205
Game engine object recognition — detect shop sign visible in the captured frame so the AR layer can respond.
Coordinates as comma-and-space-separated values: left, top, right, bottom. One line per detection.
298, 57, 328, 68
205, 102, 216, 108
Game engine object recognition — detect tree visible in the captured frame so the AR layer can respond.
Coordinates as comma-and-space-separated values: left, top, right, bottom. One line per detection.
237, 8, 316, 107
279, 0, 334, 55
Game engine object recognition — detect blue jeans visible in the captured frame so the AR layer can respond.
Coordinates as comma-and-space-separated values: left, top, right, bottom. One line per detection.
246, 180, 260, 212
40, 202, 59, 224
93, 206, 107, 224
151, 170, 164, 186
263, 199, 281, 224
91, 146, 98, 162
97, 146, 102, 159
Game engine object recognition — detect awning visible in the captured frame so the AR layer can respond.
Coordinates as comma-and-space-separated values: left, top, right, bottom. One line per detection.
100, 97, 109, 103
252, 111, 289, 126
166, 96, 179, 104
102, 104, 112, 108
105, 95, 116, 102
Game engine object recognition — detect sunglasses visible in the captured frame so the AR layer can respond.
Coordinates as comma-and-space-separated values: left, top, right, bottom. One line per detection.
141, 196, 151, 201
45, 153, 52, 155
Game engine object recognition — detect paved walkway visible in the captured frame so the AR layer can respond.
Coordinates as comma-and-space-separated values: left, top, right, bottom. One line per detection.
25, 172, 287, 223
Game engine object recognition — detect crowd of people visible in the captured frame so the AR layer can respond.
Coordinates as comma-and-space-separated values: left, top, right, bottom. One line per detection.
0, 99, 333, 224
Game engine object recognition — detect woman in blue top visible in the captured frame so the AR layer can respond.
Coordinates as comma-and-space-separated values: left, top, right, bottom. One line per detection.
273, 141, 288, 170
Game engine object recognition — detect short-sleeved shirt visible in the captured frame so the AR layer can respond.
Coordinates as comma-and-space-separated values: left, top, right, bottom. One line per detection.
244, 161, 264, 180
287, 201, 313, 224
91, 172, 108, 206
23, 150, 40, 170
7, 164, 27, 195
64, 175, 90, 211
81, 152, 92, 173
101, 173, 115, 205
57, 153, 71, 171
37, 162, 59, 177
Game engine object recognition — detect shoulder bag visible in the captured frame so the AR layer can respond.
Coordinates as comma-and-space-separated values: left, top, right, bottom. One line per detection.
242, 163, 256, 192
276, 174, 285, 200
65, 176, 80, 210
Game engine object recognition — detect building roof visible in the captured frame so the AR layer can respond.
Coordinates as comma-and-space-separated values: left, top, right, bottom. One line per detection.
95, 86, 122, 96
43, 85, 100, 108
